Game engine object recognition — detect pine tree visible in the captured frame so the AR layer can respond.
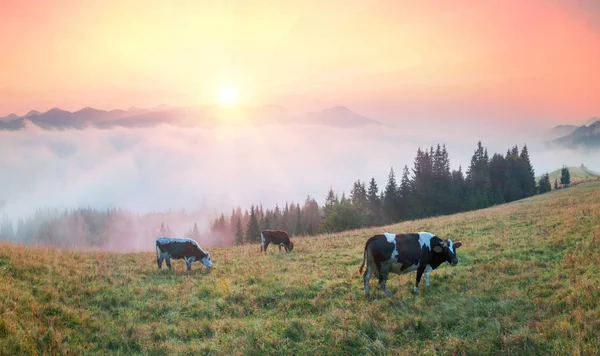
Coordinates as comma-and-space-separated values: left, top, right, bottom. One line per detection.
323, 187, 339, 216
554, 177, 559, 190
412, 147, 436, 217
519, 145, 536, 198
282, 203, 290, 232
383, 167, 399, 223
560, 166, 571, 187
350, 180, 368, 212
303, 196, 320, 235
489, 153, 508, 204
187, 222, 201, 240
432, 144, 452, 214
537, 173, 551, 194
262, 214, 271, 231
234, 216, 244, 245
294, 204, 303, 236
159, 222, 167, 236
450, 166, 466, 212
398, 165, 412, 219
465, 141, 491, 209
367, 177, 382, 225
245, 205, 261, 244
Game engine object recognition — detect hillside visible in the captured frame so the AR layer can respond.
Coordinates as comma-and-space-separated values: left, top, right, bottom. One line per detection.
548, 124, 578, 138
1, 182, 600, 354
551, 121, 600, 150
539, 166, 600, 184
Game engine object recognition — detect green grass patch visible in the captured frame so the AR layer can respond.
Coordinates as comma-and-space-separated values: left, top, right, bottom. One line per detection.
1, 182, 600, 354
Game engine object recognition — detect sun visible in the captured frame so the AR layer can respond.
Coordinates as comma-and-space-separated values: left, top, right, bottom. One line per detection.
217, 86, 239, 108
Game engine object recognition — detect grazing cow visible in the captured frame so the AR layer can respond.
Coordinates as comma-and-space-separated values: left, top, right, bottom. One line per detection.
260, 230, 294, 253
155, 237, 213, 271
359, 232, 462, 297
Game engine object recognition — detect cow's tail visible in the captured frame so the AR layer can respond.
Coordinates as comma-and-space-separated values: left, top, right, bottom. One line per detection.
260, 232, 265, 252
155, 240, 160, 262
359, 235, 378, 274
359, 248, 367, 274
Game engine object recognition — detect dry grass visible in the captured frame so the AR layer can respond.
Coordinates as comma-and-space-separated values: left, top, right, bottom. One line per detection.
1, 182, 600, 355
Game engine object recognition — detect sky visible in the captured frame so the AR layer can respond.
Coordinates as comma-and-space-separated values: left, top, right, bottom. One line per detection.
1, 0, 599, 125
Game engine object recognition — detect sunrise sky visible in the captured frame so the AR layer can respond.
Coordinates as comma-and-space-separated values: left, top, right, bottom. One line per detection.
1, 0, 599, 124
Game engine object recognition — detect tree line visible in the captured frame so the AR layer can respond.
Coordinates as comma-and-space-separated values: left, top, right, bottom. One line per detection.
1, 141, 566, 248
0, 207, 227, 250
211, 141, 554, 239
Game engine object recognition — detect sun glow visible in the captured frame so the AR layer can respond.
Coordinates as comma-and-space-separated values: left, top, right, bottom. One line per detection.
217, 86, 239, 108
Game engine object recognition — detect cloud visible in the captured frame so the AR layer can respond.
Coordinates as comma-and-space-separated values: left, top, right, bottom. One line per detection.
1, 121, 598, 234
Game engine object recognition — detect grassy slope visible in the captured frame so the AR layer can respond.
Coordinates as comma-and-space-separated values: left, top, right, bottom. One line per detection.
1, 183, 600, 355
538, 166, 600, 183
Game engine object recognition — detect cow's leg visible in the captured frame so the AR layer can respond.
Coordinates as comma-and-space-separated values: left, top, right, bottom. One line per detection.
424, 265, 433, 287
414, 265, 427, 294
263, 241, 269, 253
378, 263, 392, 298
157, 254, 164, 269
185, 257, 192, 271
278, 244, 282, 252
363, 260, 372, 297
166, 257, 172, 270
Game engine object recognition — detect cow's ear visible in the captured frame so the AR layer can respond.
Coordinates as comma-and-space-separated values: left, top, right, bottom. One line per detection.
454, 241, 462, 249
433, 245, 443, 253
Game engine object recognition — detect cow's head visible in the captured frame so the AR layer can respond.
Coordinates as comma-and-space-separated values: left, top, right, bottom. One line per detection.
288, 241, 294, 253
432, 239, 462, 266
200, 252, 213, 268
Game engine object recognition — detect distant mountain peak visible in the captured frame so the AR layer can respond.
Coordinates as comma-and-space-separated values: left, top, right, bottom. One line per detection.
584, 116, 600, 126
324, 105, 352, 113
46, 107, 68, 114
551, 120, 600, 150
25, 110, 41, 117
305, 106, 381, 127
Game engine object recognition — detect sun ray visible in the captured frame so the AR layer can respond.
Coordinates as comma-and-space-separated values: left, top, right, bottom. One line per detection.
217, 86, 239, 108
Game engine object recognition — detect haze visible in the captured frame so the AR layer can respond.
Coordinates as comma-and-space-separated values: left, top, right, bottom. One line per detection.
1, 0, 599, 227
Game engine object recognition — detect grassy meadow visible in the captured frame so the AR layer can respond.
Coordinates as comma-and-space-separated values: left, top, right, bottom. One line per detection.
540, 166, 600, 188
1, 182, 600, 355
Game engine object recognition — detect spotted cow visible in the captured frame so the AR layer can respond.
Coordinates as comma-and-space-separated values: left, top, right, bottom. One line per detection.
260, 230, 294, 253
359, 232, 462, 297
155, 237, 213, 271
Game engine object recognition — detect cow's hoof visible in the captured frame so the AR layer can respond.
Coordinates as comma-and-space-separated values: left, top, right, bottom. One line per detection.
413, 287, 419, 294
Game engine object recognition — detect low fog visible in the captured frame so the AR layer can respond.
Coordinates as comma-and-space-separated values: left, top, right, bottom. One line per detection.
1, 119, 598, 249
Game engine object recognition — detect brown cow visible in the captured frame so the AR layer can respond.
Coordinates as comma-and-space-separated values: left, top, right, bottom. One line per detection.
260, 230, 294, 253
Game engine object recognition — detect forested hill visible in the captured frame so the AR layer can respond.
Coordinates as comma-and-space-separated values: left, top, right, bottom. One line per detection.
1, 141, 545, 251
208, 141, 540, 244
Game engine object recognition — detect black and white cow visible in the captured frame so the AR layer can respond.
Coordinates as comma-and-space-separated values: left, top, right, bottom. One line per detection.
155, 237, 213, 271
359, 232, 462, 297
260, 230, 294, 253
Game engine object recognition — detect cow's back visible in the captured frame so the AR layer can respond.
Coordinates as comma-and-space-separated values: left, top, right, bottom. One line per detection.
156, 237, 200, 259
263, 230, 290, 244
364, 234, 396, 262
365, 233, 423, 265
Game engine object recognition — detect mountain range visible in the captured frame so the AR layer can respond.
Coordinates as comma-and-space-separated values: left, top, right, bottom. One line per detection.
548, 117, 600, 150
0, 105, 382, 131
